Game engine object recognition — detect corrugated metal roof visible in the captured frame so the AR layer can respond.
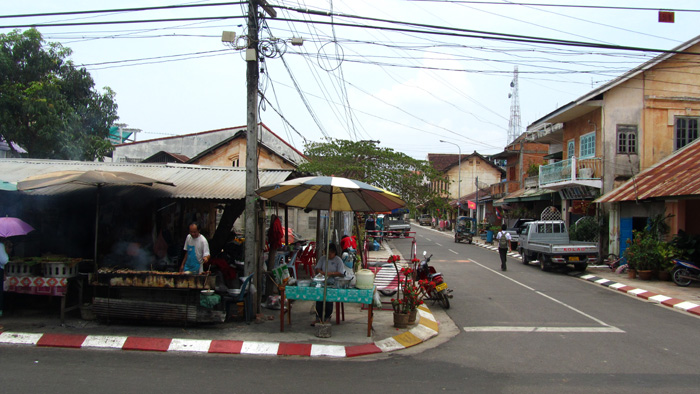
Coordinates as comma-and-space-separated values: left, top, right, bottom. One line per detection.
0, 159, 292, 200
596, 138, 700, 203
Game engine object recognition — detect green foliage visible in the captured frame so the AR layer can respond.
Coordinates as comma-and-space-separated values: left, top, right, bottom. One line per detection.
297, 138, 447, 210
526, 162, 540, 177
670, 230, 700, 262
0, 28, 118, 160
624, 230, 680, 271
569, 216, 599, 242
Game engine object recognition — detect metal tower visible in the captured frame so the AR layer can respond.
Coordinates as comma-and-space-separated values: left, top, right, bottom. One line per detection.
507, 66, 522, 145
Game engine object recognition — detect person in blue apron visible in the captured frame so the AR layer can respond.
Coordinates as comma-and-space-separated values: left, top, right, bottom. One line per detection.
179, 223, 210, 273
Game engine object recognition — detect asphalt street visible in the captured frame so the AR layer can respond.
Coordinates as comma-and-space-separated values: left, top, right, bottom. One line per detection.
1, 224, 699, 393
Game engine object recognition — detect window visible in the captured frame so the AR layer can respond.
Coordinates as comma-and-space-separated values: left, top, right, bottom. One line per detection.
616, 125, 637, 154
308, 216, 317, 230
567, 139, 575, 158
579, 132, 596, 158
675, 117, 699, 150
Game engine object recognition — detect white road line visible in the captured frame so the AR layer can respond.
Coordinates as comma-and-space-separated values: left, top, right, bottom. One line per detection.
425, 238, 432, 242
463, 326, 624, 333
435, 243, 442, 247
468, 258, 621, 330
448, 249, 459, 255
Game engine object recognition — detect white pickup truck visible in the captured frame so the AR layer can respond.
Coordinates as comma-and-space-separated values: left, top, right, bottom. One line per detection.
517, 220, 598, 271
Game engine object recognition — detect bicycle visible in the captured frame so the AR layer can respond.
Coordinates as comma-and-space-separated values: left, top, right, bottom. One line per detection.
602, 253, 628, 274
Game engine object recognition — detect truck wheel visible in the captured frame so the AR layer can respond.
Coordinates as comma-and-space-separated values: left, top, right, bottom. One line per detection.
574, 263, 587, 271
521, 249, 529, 265
539, 254, 551, 272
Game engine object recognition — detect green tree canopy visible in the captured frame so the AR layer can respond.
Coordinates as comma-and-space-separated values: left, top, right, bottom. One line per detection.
0, 28, 118, 160
297, 138, 447, 210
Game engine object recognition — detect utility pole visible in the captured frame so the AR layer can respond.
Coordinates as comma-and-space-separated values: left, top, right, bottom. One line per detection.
440, 140, 461, 217
244, 0, 276, 309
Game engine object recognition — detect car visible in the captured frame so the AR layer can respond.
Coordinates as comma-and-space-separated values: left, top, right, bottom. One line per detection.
418, 214, 432, 226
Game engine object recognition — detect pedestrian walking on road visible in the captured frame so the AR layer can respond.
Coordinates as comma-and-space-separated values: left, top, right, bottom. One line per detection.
496, 224, 512, 271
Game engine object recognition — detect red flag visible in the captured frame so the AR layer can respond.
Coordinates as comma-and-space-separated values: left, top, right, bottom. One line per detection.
467, 200, 476, 210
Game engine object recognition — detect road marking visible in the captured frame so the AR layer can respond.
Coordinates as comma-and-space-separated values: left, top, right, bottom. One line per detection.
435, 243, 442, 247
426, 238, 432, 242
469, 258, 622, 331
448, 249, 459, 255
463, 326, 624, 333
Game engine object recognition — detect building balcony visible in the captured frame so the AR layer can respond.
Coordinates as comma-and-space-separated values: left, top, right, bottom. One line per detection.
490, 180, 519, 199
539, 156, 602, 190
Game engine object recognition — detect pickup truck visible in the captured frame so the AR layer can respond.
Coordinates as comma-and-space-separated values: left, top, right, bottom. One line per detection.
518, 220, 598, 271
385, 217, 412, 236
506, 218, 535, 249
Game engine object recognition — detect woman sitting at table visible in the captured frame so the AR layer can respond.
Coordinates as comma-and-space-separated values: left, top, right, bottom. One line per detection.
312, 243, 345, 325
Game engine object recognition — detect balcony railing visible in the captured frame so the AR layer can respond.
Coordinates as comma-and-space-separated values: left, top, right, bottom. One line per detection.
490, 180, 519, 199
539, 156, 602, 187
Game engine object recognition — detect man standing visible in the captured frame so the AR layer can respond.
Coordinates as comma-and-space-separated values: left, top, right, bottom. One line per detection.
180, 223, 210, 274
496, 224, 512, 271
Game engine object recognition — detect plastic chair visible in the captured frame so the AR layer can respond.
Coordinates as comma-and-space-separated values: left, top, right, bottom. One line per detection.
232, 274, 254, 324
286, 249, 300, 279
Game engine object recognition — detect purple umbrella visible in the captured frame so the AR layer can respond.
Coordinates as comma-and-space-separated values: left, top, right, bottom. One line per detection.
0, 217, 35, 238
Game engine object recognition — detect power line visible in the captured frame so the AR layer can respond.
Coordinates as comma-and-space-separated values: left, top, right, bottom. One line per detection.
403, 1, 700, 13
0, 2, 246, 19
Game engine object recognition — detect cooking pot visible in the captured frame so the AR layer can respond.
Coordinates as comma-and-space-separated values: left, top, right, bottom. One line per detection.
355, 269, 375, 289
335, 278, 350, 289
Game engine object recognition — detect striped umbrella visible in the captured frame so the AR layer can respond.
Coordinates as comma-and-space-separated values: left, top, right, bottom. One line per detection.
256, 176, 406, 329
255, 176, 406, 212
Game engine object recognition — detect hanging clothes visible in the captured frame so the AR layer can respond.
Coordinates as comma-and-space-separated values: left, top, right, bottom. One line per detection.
267, 215, 284, 250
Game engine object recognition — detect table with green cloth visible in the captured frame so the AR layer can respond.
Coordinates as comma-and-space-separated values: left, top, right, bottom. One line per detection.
280, 286, 375, 337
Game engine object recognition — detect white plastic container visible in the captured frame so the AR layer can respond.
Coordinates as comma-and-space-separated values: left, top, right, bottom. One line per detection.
355, 269, 375, 289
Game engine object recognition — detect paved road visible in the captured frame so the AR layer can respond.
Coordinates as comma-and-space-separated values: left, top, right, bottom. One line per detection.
2, 225, 699, 393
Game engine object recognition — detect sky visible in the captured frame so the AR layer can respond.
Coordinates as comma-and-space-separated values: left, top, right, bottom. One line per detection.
2, 1, 699, 159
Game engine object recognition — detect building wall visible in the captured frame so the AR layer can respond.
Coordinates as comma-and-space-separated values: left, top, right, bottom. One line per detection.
189, 139, 296, 170
444, 156, 501, 200
642, 42, 700, 169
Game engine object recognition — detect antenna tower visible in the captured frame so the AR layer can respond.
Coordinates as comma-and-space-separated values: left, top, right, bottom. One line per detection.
507, 66, 522, 145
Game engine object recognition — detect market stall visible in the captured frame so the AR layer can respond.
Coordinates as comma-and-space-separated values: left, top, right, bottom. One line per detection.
91, 268, 224, 324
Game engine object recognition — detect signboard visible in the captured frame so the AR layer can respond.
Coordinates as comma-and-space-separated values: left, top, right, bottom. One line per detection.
659, 11, 675, 23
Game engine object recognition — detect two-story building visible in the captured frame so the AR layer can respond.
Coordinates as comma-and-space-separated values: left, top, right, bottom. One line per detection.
527, 34, 700, 256
491, 132, 555, 225
428, 152, 504, 221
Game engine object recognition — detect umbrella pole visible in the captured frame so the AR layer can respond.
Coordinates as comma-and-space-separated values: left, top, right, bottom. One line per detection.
94, 185, 101, 275
321, 192, 332, 324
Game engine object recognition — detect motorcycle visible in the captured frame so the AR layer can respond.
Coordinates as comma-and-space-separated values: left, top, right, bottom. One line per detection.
415, 251, 452, 309
671, 259, 700, 287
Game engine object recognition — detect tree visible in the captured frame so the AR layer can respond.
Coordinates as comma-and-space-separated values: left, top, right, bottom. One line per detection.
297, 138, 447, 210
0, 28, 118, 160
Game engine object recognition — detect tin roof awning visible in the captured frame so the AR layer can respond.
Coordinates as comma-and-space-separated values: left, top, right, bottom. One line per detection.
0, 159, 292, 200
596, 138, 700, 203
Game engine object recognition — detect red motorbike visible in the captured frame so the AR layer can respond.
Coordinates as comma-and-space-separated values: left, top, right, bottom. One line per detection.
415, 251, 452, 309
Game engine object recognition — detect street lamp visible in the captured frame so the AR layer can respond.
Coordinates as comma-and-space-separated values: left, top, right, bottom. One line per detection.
440, 140, 461, 216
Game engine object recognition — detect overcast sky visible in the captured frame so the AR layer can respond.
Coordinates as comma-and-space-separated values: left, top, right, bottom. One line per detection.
2, 1, 698, 159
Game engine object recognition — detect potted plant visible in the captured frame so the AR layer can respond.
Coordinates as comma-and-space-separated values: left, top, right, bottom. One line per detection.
657, 242, 680, 281
624, 230, 661, 280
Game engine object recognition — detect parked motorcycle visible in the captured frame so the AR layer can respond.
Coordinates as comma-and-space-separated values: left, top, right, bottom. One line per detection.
671, 259, 700, 287
415, 251, 452, 309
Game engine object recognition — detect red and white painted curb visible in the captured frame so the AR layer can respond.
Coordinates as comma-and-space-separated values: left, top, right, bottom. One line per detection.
578, 274, 700, 317
0, 305, 438, 358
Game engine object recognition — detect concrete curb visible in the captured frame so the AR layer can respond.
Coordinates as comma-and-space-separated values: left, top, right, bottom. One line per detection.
470, 239, 700, 318
0, 305, 439, 358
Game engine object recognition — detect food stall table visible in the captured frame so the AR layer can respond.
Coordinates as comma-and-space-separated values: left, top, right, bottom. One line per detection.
280, 286, 375, 337
4, 275, 83, 325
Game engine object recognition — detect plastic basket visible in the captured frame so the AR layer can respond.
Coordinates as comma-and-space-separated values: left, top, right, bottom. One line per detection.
42, 262, 78, 278
5, 262, 32, 276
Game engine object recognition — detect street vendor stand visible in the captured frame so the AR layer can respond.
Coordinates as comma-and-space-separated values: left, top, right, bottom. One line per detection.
4, 260, 83, 324
279, 285, 376, 337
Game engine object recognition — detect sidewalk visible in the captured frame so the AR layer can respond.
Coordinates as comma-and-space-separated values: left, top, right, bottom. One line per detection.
0, 242, 442, 358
